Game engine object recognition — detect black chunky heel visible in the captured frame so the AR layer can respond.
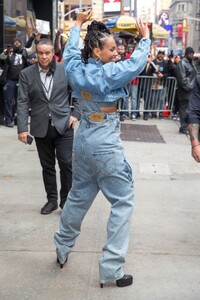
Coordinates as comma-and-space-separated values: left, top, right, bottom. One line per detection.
116, 274, 133, 287
57, 256, 68, 269
100, 274, 133, 288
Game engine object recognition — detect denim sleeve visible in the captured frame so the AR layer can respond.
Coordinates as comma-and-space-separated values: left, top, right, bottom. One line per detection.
63, 26, 81, 74
103, 38, 151, 90
64, 26, 151, 91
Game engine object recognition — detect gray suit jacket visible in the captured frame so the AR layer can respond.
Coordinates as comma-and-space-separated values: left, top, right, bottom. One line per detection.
17, 62, 80, 137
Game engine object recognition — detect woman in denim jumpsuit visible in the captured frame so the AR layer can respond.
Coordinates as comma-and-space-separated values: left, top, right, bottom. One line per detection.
54, 10, 151, 288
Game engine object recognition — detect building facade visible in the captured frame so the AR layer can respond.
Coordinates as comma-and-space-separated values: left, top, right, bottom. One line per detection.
0, 0, 57, 124
169, 0, 200, 52
0, 0, 62, 52
137, 0, 172, 23
62, 0, 102, 32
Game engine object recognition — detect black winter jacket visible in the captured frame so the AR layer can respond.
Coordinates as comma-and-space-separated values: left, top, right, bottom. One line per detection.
176, 57, 197, 93
186, 75, 200, 124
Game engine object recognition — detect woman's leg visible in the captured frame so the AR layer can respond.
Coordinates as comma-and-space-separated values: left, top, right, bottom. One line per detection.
97, 155, 134, 283
54, 159, 99, 264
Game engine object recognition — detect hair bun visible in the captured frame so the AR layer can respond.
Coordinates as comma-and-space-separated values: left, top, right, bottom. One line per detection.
87, 20, 110, 34
88, 20, 99, 32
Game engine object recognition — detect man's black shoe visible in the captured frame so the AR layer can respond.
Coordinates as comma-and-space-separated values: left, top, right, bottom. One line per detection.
136, 113, 141, 119
59, 201, 66, 209
151, 112, 157, 118
41, 202, 58, 215
179, 128, 189, 135
120, 115, 124, 122
6, 122, 14, 128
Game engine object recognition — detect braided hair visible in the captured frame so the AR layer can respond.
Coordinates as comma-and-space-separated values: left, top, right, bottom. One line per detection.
81, 20, 111, 64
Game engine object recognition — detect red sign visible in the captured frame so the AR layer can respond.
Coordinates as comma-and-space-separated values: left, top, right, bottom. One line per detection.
104, 0, 120, 2
177, 24, 183, 38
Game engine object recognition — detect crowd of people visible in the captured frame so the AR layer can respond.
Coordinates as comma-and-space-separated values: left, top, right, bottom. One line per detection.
0, 21, 199, 136
0, 9, 200, 288
115, 41, 198, 135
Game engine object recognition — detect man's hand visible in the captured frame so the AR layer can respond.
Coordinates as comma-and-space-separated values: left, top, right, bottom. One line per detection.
56, 29, 64, 37
34, 31, 41, 42
75, 9, 93, 27
157, 72, 164, 78
68, 116, 78, 129
18, 132, 30, 144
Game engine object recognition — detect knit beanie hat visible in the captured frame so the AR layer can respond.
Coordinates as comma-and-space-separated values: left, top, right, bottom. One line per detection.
12, 37, 22, 44
185, 47, 194, 56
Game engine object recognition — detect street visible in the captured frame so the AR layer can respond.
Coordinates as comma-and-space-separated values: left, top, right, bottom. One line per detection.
0, 117, 200, 300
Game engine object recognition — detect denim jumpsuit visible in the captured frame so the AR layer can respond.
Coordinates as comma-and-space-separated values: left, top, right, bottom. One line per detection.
54, 26, 151, 283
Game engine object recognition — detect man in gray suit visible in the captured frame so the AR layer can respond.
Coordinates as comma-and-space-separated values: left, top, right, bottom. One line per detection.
17, 39, 81, 215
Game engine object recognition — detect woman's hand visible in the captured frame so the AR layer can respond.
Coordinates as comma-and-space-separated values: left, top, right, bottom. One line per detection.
136, 18, 149, 39
75, 9, 93, 27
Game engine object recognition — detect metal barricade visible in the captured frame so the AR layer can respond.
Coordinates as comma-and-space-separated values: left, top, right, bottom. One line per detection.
118, 76, 177, 117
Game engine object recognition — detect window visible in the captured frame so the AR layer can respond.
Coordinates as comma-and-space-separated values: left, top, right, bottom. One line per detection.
64, 5, 69, 21
177, 3, 186, 12
196, 0, 200, 30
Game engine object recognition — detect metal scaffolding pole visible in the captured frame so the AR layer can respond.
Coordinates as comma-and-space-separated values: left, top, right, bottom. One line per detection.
134, 0, 137, 17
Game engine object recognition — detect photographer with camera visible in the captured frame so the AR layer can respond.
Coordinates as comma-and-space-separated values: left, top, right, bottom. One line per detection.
148, 50, 168, 119
0, 35, 39, 127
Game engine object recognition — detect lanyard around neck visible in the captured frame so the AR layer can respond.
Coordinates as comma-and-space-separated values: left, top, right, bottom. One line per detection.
41, 74, 53, 94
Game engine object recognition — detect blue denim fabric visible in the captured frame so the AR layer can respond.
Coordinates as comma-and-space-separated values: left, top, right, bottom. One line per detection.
64, 26, 151, 103
130, 85, 139, 116
54, 108, 134, 283
54, 24, 150, 284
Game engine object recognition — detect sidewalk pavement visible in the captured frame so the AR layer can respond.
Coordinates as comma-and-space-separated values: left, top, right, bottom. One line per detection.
0, 117, 200, 300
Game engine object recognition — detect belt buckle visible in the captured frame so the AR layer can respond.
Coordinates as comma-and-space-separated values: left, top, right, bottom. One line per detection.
90, 113, 105, 122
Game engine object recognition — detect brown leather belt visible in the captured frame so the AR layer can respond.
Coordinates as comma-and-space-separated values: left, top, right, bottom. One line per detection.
100, 106, 117, 113
82, 107, 118, 122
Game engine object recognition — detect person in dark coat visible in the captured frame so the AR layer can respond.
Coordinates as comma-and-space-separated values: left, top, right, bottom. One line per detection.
0, 37, 37, 127
176, 47, 197, 134
186, 75, 200, 162
17, 39, 81, 214
146, 50, 168, 119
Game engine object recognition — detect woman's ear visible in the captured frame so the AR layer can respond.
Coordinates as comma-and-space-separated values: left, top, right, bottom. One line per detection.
93, 47, 101, 59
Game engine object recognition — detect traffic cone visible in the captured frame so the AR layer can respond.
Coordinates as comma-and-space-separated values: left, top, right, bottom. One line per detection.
163, 104, 170, 117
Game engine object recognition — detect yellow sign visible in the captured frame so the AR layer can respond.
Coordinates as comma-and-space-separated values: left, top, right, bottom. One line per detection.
64, 22, 69, 32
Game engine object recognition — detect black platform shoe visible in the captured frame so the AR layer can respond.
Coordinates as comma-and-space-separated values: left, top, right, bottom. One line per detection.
100, 274, 133, 288
57, 256, 68, 269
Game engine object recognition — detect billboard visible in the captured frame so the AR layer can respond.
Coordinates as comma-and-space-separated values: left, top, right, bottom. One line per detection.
164, 24, 173, 39
158, 11, 169, 28
104, 0, 120, 13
